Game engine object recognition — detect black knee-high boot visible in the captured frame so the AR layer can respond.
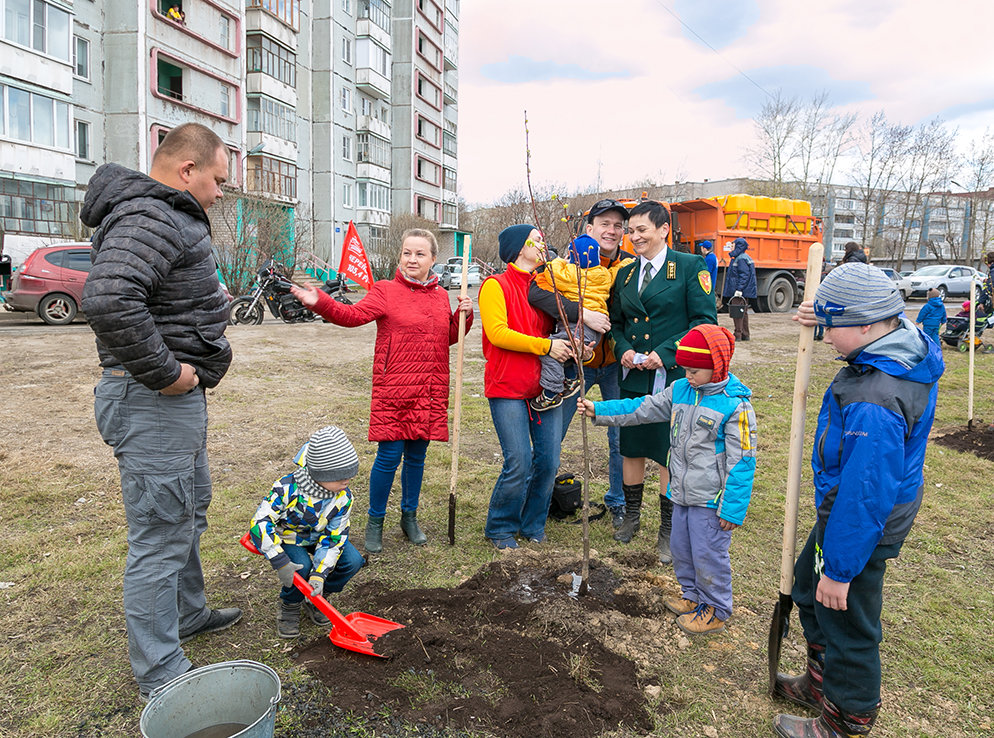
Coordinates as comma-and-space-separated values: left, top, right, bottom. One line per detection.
614, 483, 643, 543
657, 494, 673, 564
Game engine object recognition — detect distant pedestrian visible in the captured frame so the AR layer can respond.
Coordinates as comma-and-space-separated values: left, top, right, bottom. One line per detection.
721, 237, 757, 341
915, 288, 947, 345
841, 241, 867, 265
700, 240, 718, 297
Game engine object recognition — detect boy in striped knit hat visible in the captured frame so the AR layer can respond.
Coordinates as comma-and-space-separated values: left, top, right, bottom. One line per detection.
250, 426, 366, 638
578, 323, 757, 635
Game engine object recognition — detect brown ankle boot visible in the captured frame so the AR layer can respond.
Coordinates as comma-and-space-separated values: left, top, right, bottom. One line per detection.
774, 642, 825, 711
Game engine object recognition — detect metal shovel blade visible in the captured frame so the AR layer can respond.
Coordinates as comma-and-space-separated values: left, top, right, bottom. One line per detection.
240, 532, 404, 658
768, 592, 793, 695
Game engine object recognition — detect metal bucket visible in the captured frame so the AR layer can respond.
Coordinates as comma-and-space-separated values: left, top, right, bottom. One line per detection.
728, 298, 747, 319
140, 660, 281, 738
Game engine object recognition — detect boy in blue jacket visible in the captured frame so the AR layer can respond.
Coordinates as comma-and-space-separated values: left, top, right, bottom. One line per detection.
914, 288, 947, 345
775, 264, 944, 737
250, 426, 366, 638
579, 323, 756, 635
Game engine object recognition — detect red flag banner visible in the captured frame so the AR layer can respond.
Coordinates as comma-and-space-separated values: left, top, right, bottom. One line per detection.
337, 220, 373, 290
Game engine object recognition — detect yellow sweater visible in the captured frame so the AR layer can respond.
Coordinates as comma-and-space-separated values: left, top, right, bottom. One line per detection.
533, 258, 618, 315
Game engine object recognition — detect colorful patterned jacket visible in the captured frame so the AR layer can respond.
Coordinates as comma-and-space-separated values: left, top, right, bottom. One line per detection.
249, 471, 352, 580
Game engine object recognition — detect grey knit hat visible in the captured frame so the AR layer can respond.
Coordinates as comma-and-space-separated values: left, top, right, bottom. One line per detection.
813, 263, 905, 327
292, 426, 359, 498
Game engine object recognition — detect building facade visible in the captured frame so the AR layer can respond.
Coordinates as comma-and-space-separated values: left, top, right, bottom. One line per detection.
0, 0, 461, 273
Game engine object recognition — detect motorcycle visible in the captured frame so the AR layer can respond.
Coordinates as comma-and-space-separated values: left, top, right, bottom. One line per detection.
229, 260, 352, 325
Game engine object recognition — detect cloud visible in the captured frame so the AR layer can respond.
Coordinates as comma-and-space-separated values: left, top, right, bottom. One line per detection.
479, 55, 634, 84
671, 0, 760, 48
692, 65, 872, 118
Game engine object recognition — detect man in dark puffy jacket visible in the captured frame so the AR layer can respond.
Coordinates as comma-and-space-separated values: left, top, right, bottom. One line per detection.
721, 237, 757, 341
81, 123, 240, 701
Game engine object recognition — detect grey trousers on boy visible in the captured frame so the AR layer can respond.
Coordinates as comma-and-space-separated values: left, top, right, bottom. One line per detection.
94, 370, 213, 692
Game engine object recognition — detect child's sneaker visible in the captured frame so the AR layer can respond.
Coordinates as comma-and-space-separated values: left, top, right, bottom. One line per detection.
277, 600, 301, 638
561, 377, 582, 398
304, 601, 331, 627
676, 603, 726, 634
529, 392, 562, 412
664, 595, 698, 615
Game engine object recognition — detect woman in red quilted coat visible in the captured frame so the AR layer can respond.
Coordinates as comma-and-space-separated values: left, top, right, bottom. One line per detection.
292, 229, 473, 552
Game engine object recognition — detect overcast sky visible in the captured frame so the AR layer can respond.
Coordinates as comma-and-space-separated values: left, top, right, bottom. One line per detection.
456, 0, 994, 206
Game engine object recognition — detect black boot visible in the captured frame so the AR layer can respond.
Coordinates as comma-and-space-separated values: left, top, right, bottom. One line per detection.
774, 642, 825, 712
774, 696, 879, 737
364, 515, 384, 553
613, 483, 643, 543
657, 494, 673, 564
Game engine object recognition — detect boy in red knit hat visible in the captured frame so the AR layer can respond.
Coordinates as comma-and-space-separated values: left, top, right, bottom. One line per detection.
579, 324, 756, 634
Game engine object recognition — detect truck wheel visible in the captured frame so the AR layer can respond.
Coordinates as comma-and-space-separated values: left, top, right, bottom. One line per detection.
760, 277, 795, 313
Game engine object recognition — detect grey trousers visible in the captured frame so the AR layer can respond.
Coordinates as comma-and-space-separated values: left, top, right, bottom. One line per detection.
94, 370, 213, 692
539, 322, 601, 393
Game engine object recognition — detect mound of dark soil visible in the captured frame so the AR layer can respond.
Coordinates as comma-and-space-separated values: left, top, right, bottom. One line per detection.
933, 424, 994, 462
295, 556, 661, 738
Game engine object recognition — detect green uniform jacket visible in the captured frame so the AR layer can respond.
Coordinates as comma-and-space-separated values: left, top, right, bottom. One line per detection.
609, 250, 717, 395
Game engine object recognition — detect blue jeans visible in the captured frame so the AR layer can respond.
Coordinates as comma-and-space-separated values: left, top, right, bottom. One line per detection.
279, 540, 365, 604
560, 363, 624, 509
93, 370, 212, 692
367, 439, 430, 518
484, 398, 563, 541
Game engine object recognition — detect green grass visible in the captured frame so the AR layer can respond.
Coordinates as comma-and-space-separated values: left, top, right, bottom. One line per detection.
1, 314, 993, 737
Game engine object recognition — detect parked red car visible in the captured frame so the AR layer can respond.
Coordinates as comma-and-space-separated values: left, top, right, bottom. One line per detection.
3, 243, 93, 325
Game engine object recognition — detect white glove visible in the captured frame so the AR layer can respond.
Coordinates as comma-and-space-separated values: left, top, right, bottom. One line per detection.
734, 290, 743, 298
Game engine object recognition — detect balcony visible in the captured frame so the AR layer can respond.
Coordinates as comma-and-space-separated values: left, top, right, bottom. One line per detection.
356, 68, 390, 100
357, 17, 391, 50
443, 80, 456, 105
358, 115, 390, 140
357, 161, 391, 183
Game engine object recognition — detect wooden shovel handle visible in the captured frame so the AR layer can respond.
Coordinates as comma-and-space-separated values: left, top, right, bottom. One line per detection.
778, 243, 824, 596
448, 253, 469, 545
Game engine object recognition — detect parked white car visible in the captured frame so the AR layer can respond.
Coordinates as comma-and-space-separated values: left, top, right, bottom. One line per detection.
879, 268, 913, 300
904, 265, 981, 300
442, 264, 482, 290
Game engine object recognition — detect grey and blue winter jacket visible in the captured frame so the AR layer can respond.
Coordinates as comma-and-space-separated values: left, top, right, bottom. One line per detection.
813, 317, 944, 583
592, 373, 757, 524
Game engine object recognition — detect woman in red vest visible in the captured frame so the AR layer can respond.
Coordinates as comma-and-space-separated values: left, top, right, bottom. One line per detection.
480, 224, 573, 549
292, 229, 472, 553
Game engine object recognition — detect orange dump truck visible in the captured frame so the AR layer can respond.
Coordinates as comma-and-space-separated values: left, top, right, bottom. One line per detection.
669, 194, 823, 312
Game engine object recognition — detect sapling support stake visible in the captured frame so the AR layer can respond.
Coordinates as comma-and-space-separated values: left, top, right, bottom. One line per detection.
968, 280, 976, 430
767, 242, 823, 693
447, 251, 469, 545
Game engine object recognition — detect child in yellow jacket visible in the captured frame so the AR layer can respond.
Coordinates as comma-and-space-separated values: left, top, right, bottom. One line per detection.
528, 235, 620, 411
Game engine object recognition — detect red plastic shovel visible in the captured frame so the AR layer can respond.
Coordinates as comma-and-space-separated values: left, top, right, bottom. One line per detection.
240, 532, 403, 658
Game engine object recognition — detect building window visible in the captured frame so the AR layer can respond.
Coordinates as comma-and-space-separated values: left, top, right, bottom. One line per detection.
341, 0, 352, 15
219, 15, 230, 49
340, 87, 352, 113
443, 167, 456, 191
356, 132, 389, 168
442, 202, 457, 225
358, 181, 390, 211
75, 120, 90, 159
246, 0, 300, 30
342, 134, 353, 161
343, 182, 353, 208
416, 155, 441, 186
0, 177, 81, 237
417, 196, 440, 222
359, 0, 390, 32
416, 114, 441, 147
73, 35, 89, 79
247, 155, 297, 199
836, 198, 855, 210
360, 96, 372, 117
416, 73, 441, 109
357, 38, 389, 77
416, 31, 442, 70
442, 130, 456, 156
367, 224, 386, 253
1, 83, 70, 148
220, 84, 231, 118
156, 58, 184, 100
416, 0, 443, 30
3, 0, 70, 61
246, 34, 296, 87
342, 37, 353, 65
246, 96, 295, 140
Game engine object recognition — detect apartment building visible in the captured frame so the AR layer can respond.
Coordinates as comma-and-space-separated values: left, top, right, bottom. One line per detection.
0, 0, 461, 272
